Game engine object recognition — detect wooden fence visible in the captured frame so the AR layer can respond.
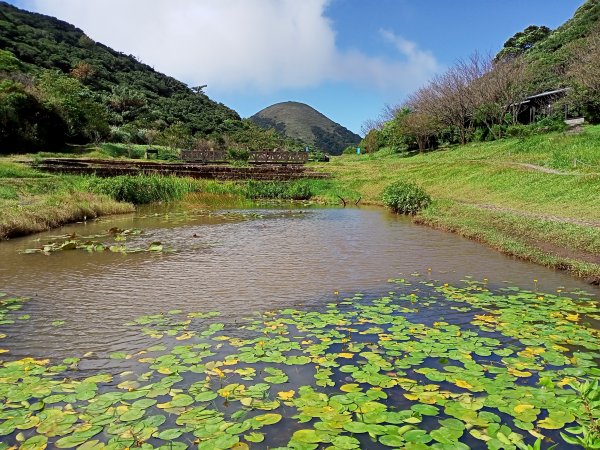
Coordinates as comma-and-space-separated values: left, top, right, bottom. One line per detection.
180, 150, 228, 163
248, 151, 308, 164
180, 150, 308, 165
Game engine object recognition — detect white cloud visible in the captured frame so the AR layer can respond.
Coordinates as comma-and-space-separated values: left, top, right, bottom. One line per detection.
23, 0, 440, 93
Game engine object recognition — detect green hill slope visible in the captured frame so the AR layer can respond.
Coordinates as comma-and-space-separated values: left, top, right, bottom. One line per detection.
250, 101, 361, 155
532, 0, 600, 54
310, 124, 600, 281
513, 0, 600, 92
0, 1, 246, 151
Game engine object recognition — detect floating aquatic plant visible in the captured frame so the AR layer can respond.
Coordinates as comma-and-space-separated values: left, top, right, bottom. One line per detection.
0, 279, 598, 449
21, 239, 171, 255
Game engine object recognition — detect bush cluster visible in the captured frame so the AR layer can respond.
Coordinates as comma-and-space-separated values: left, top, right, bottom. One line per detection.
87, 175, 196, 204
382, 181, 431, 214
227, 148, 250, 163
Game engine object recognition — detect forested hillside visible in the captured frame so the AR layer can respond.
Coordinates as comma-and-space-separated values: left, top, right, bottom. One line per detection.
251, 102, 361, 155
0, 2, 282, 152
362, 0, 600, 154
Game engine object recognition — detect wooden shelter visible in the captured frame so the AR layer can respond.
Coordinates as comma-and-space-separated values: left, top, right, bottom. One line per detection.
516, 88, 569, 124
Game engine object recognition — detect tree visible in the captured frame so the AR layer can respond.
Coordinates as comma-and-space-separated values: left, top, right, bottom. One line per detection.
380, 114, 410, 153
397, 111, 440, 152
409, 53, 487, 145
496, 25, 552, 61
70, 62, 95, 83
359, 129, 384, 153
37, 70, 109, 143
159, 122, 193, 150
0, 49, 24, 73
360, 103, 401, 136
566, 26, 600, 122
191, 85, 207, 95
0, 78, 67, 152
472, 56, 531, 139
228, 120, 284, 151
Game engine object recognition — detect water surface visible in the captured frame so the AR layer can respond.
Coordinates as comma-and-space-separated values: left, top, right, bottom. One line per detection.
0, 197, 596, 364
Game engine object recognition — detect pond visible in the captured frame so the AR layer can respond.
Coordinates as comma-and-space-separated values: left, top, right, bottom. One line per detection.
0, 196, 598, 449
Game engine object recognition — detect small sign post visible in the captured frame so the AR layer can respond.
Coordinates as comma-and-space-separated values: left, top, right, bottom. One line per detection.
356, 147, 361, 155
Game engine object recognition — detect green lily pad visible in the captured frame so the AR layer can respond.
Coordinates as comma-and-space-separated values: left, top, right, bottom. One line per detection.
411, 404, 439, 416
19, 435, 48, 450
244, 432, 265, 443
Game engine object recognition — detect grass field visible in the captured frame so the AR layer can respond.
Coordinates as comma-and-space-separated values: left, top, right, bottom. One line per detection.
311, 125, 600, 282
1, 127, 599, 281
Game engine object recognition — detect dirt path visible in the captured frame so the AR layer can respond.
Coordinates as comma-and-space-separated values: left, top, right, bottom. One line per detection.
512, 162, 600, 176
533, 240, 600, 266
514, 163, 573, 175
461, 202, 600, 229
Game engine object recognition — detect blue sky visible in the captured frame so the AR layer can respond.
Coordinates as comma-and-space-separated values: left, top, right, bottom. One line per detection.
8, 0, 583, 135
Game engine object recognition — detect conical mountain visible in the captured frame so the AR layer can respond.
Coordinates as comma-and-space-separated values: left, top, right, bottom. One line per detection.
250, 101, 361, 155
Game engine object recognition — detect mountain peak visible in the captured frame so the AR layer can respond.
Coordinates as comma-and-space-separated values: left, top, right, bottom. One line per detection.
250, 102, 361, 155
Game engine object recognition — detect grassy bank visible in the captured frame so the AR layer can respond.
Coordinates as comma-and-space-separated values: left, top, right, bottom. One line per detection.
3, 128, 600, 283
312, 125, 600, 282
416, 200, 600, 283
0, 157, 334, 240
0, 160, 130, 239
0, 160, 202, 240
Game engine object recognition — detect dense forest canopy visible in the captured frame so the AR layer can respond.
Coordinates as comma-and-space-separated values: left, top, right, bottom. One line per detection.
0, 1, 290, 153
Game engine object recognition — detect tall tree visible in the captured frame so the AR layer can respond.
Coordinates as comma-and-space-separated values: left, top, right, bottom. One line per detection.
397, 111, 440, 152
496, 25, 552, 61
409, 53, 487, 145
37, 71, 109, 143
472, 56, 531, 139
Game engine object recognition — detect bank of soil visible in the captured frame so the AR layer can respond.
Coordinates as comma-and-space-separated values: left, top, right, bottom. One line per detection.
414, 201, 600, 285
31, 158, 329, 181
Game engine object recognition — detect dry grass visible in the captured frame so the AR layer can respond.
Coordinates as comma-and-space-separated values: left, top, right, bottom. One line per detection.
0, 191, 133, 240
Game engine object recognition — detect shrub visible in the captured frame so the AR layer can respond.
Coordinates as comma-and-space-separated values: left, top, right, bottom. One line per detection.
227, 148, 250, 163
505, 118, 567, 139
108, 126, 130, 143
87, 175, 196, 204
382, 180, 431, 214
506, 124, 533, 138
532, 117, 567, 133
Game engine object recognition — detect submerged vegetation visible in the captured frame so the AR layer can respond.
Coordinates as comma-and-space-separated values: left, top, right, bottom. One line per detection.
0, 278, 598, 449
20, 228, 170, 255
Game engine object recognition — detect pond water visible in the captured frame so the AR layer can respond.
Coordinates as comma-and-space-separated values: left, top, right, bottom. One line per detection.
0, 196, 598, 449
0, 198, 596, 363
